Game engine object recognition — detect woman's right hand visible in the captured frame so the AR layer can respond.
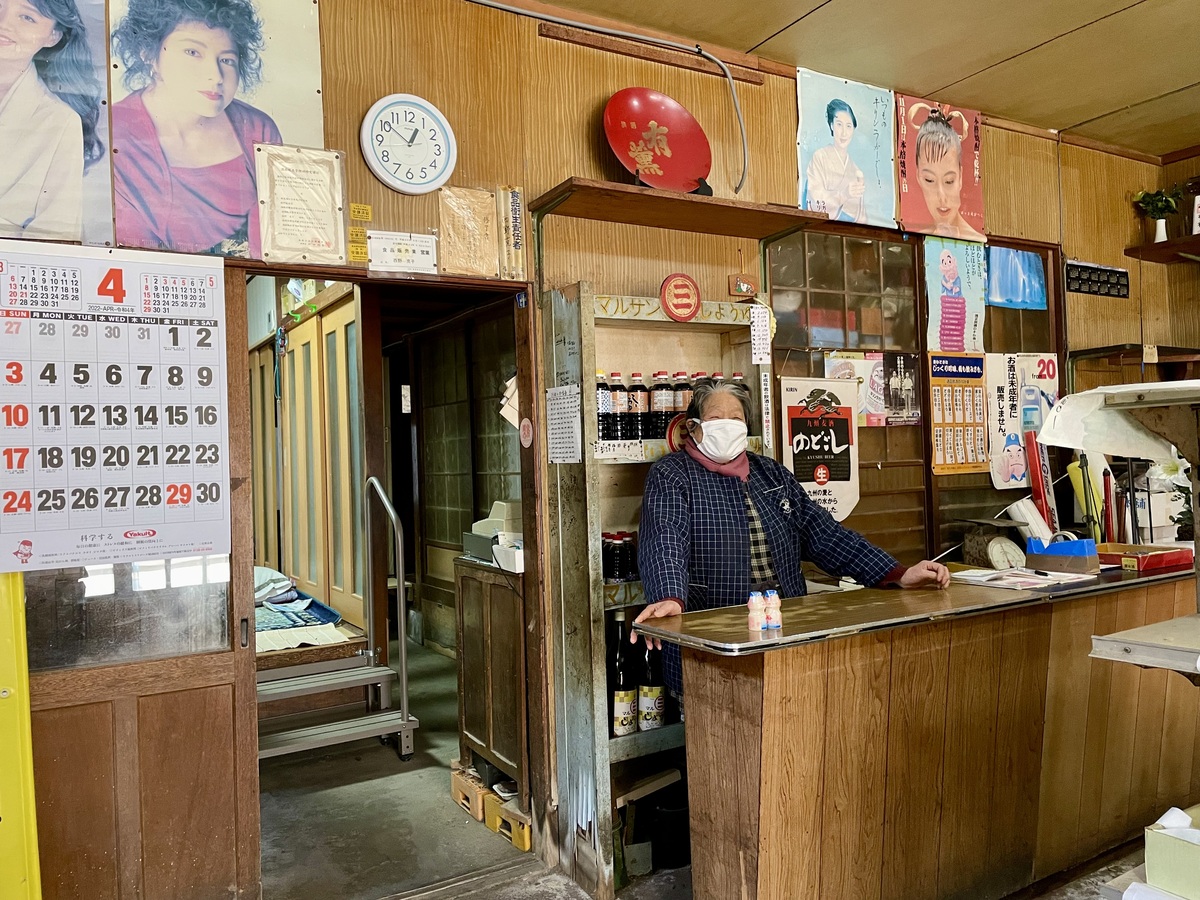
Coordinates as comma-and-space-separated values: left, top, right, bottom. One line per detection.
632, 600, 683, 649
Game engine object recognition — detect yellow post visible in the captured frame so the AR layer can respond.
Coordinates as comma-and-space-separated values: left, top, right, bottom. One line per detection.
0, 572, 41, 899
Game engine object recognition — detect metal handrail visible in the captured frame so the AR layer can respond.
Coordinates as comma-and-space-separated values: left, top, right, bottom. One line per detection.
365, 476, 408, 724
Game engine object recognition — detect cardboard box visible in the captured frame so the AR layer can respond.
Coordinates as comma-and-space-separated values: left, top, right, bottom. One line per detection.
1145, 804, 1200, 900
1096, 543, 1194, 572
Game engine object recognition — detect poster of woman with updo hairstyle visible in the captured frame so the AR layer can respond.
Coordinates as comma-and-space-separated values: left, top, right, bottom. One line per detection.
896, 94, 985, 241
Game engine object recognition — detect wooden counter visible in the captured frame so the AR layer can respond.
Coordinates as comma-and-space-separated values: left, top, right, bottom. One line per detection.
635, 572, 1200, 900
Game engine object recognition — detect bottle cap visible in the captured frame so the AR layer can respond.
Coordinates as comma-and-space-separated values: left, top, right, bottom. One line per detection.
713, 372, 724, 379
732, 372, 744, 378
596, 370, 606, 377
611, 371, 622, 377
632, 372, 643, 379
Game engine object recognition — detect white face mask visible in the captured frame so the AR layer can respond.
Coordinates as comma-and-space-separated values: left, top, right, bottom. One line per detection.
692, 418, 748, 464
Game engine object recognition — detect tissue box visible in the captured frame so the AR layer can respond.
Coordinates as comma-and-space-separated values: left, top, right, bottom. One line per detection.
1145, 804, 1200, 900
492, 544, 524, 574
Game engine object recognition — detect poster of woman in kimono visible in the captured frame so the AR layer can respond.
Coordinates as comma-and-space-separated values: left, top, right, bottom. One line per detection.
797, 68, 896, 229
896, 94, 985, 241
0, 0, 111, 244
109, 0, 324, 258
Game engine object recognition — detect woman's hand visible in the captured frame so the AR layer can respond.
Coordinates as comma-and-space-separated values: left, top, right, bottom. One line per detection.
631, 599, 683, 650
899, 560, 950, 590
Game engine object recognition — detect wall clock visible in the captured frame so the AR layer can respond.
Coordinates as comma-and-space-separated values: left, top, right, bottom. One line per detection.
360, 94, 457, 195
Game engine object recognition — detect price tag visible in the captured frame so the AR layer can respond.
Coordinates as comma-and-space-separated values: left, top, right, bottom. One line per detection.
750, 304, 771, 365
0, 240, 230, 573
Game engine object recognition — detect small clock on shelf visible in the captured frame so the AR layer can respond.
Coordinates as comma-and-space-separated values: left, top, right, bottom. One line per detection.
360, 93, 457, 195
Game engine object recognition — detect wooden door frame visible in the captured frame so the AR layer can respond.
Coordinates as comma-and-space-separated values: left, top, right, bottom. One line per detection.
27, 268, 261, 897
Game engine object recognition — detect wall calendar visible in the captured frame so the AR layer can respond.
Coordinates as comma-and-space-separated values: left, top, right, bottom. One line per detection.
0, 240, 230, 573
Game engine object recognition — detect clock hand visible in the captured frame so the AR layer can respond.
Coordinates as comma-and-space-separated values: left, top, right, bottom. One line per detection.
406, 128, 419, 146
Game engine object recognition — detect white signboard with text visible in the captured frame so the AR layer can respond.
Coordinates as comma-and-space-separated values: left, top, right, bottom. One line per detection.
0, 241, 230, 572
780, 376, 860, 521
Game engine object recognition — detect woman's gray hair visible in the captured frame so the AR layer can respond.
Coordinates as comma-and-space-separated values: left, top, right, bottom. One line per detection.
686, 378, 752, 421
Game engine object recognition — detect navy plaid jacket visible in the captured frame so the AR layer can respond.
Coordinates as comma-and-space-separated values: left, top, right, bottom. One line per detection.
638, 450, 898, 693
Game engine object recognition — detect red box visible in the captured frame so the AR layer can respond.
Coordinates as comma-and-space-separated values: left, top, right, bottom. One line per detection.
1095, 543, 1194, 572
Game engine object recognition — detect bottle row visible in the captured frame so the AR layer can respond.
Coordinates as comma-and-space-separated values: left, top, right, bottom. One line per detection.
609, 608, 670, 737
602, 531, 639, 584
595, 370, 746, 442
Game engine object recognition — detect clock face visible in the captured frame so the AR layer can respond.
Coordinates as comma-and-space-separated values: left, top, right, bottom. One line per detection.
360, 94, 457, 195
987, 536, 1027, 570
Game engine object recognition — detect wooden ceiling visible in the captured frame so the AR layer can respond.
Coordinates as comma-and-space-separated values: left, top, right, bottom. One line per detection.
542, 0, 1200, 158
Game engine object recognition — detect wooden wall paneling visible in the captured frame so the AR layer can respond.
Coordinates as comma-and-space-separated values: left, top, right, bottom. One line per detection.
1097, 588, 1148, 850
319, 0, 529, 240
524, 29, 795, 205
683, 651, 764, 900
987, 606, 1053, 896
758, 642, 828, 898
249, 345, 279, 570
1162, 157, 1200, 348
939, 615, 1004, 898
820, 633, 890, 900
1158, 580, 1199, 811
31, 704, 119, 900
138, 686, 238, 898
881, 623, 949, 898
542, 219, 762, 311
1058, 143, 1163, 350
112, 697, 143, 899
980, 126, 1060, 244
459, 573, 488, 750
1077, 592, 1120, 860
1127, 584, 1180, 830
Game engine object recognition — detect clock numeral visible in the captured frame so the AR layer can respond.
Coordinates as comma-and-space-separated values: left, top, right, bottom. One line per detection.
382, 120, 393, 132
381, 149, 390, 163
405, 168, 414, 181
403, 109, 415, 123
375, 132, 384, 145
428, 128, 436, 140
420, 167, 427, 178
434, 144, 442, 157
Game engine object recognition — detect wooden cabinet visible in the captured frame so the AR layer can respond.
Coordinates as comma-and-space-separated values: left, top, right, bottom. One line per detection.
454, 557, 528, 810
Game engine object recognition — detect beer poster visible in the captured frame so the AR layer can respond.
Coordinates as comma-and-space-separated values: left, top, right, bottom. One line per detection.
928, 353, 987, 475
984, 353, 1059, 490
781, 377, 860, 521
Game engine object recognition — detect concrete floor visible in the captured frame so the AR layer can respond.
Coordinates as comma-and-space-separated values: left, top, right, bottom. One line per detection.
259, 639, 526, 900
259, 638, 1142, 900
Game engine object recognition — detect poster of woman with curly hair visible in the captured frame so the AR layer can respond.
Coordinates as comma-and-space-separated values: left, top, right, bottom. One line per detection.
109, 0, 323, 258
896, 94, 985, 241
0, 0, 111, 244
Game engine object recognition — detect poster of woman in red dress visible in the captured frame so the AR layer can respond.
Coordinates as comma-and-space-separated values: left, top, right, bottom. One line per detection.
896, 94, 985, 242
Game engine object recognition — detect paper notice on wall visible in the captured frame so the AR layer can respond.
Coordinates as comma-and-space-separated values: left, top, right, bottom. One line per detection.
255, 144, 348, 265
546, 384, 581, 464
928, 353, 988, 475
780, 377, 860, 521
984, 353, 1059, 490
367, 231, 437, 274
750, 304, 771, 364
760, 370, 774, 452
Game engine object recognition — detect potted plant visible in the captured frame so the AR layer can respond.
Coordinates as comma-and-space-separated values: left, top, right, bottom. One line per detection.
1133, 185, 1183, 243
1170, 486, 1193, 541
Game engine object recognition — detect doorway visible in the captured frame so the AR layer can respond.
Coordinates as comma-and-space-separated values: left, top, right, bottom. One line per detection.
244, 271, 545, 899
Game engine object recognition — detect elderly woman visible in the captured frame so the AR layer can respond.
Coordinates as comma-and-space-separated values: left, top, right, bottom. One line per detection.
633, 378, 949, 694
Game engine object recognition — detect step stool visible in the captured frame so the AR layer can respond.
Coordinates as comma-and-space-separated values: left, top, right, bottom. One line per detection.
451, 769, 489, 821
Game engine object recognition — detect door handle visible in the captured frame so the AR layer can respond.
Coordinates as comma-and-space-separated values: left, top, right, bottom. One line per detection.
240, 617, 249, 648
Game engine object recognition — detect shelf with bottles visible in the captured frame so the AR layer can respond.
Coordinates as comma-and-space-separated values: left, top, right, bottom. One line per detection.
607, 606, 678, 759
